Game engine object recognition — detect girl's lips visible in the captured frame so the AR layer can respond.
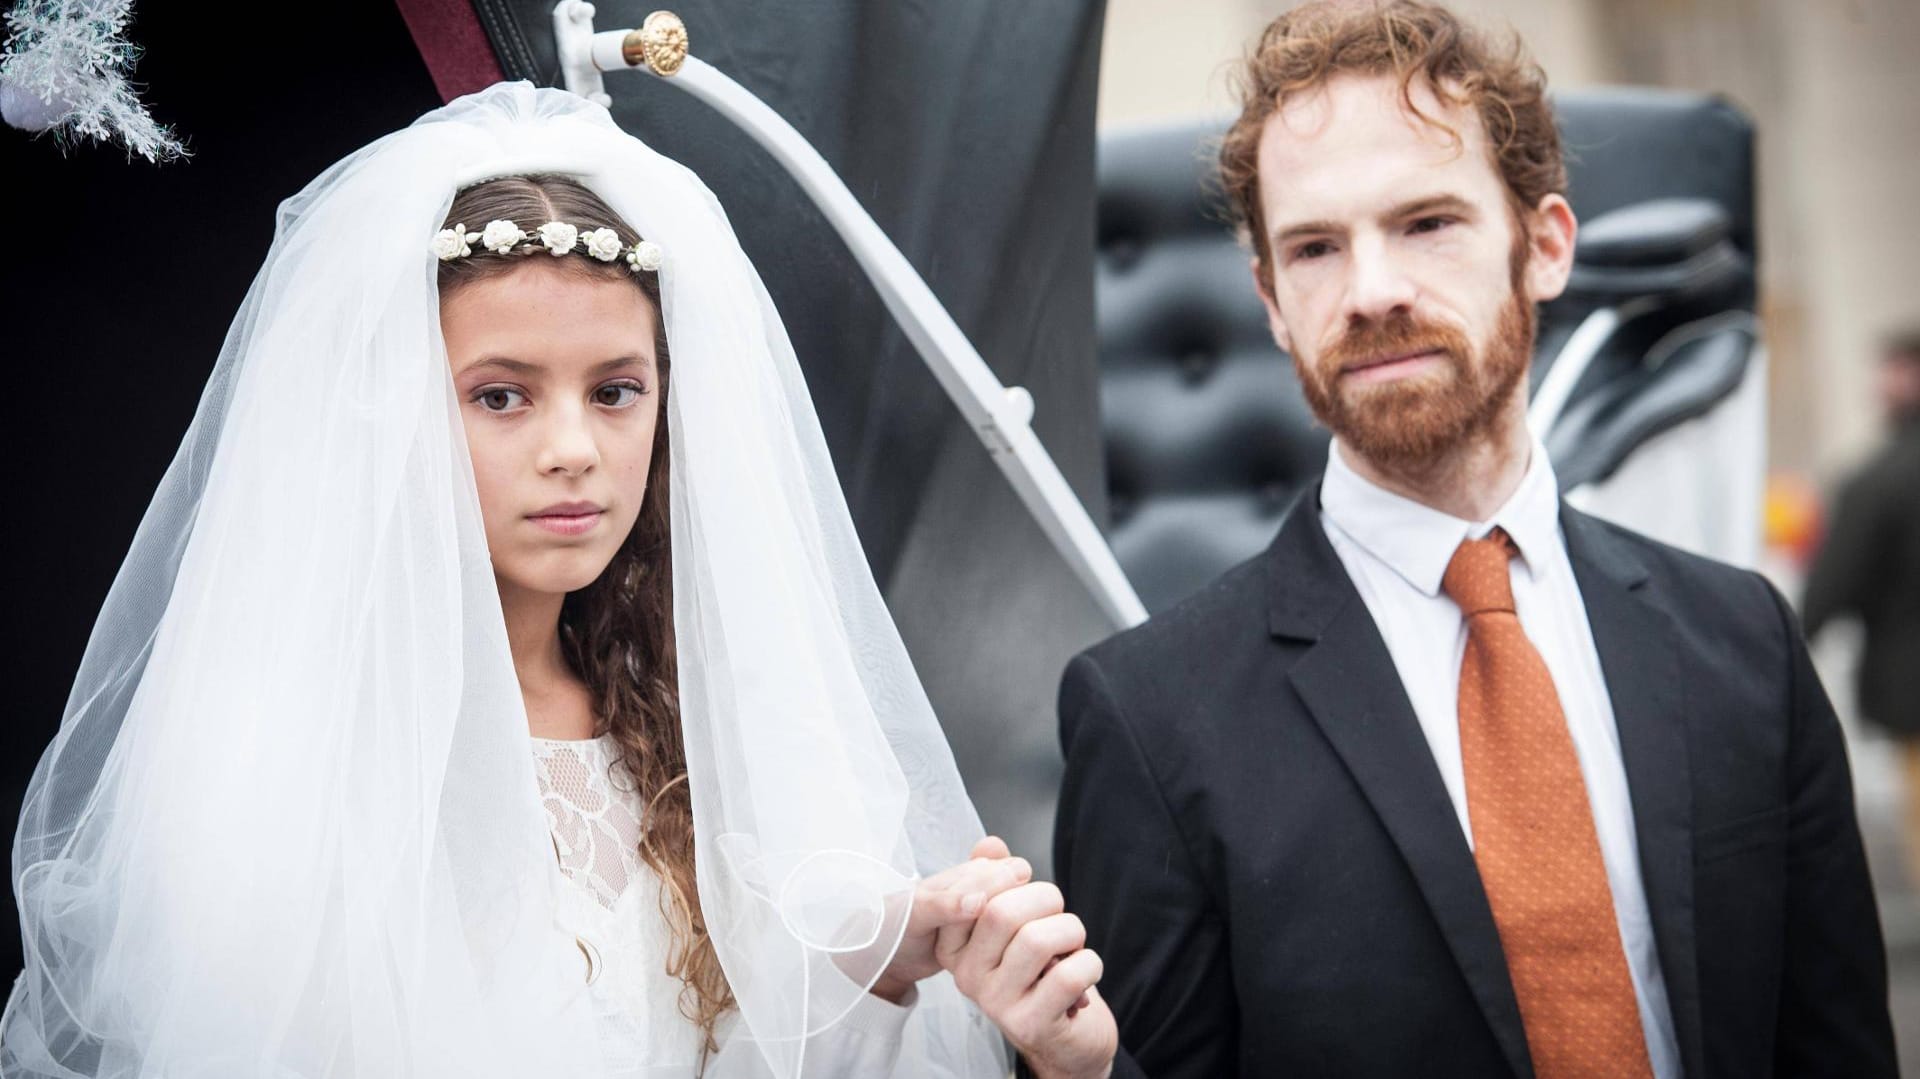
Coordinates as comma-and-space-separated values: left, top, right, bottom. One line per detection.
528, 510, 603, 536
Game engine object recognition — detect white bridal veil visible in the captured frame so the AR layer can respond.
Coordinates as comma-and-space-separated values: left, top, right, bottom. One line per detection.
3, 82, 1008, 1079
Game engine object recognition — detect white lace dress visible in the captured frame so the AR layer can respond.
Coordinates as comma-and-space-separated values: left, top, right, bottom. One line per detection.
531, 734, 918, 1078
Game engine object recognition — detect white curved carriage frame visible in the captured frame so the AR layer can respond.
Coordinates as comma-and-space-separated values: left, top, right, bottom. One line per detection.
553, 1, 1149, 629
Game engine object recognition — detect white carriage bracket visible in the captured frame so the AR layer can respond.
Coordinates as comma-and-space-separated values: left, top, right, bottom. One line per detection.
551, 2, 1148, 629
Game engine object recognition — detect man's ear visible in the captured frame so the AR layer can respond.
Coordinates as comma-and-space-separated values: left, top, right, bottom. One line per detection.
1251, 256, 1294, 355
1523, 193, 1578, 304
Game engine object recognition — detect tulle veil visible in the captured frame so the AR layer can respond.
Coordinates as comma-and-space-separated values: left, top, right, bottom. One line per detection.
3, 82, 1009, 1079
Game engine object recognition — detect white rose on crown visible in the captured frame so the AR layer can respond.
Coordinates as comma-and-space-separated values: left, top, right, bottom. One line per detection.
628, 240, 665, 273
481, 219, 526, 253
432, 224, 472, 260
583, 228, 623, 262
538, 222, 579, 256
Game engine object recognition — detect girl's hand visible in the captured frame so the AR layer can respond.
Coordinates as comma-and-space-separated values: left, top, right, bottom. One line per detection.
867, 835, 1031, 1004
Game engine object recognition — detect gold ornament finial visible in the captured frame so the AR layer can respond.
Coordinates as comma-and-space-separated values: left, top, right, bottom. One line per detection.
623, 11, 689, 76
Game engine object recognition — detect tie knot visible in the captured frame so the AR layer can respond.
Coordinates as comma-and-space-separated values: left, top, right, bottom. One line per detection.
1442, 528, 1517, 617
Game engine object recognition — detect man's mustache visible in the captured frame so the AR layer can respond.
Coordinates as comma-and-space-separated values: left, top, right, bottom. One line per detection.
1321, 316, 1472, 376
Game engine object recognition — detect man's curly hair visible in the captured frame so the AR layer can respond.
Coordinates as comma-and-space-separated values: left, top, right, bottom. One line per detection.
1221, 0, 1566, 275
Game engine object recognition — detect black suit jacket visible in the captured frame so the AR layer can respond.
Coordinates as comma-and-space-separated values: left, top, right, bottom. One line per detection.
1053, 494, 1895, 1079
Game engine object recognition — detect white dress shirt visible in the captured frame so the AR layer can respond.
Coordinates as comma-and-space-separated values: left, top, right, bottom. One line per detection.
1319, 438, 1682, 1079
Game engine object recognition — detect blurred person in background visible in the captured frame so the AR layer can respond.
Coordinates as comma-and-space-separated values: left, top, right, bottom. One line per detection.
1803, 329, 1920, 881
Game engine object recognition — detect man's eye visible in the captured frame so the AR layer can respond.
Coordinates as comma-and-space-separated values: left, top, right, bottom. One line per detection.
1293, 241, 1334, 261
1409, 216, 1453, 234
475, 387, 527, 412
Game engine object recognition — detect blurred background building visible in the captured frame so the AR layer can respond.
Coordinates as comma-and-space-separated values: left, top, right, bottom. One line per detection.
1100, 0, 1920, 1065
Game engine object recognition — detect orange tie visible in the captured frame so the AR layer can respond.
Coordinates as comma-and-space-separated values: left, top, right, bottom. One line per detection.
1443, 530, 1653, 1079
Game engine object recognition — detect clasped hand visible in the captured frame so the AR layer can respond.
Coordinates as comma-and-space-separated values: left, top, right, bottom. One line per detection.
871, 836, 1117, 1079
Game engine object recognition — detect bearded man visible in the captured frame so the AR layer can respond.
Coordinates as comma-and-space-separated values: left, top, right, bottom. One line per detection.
1048, 3, 1897, 1077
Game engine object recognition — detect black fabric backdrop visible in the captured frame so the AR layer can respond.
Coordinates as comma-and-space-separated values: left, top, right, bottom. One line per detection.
2, 0, 1109, 977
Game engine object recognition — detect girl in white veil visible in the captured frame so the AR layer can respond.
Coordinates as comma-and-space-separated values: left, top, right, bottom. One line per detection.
2, 82, 1112, 1079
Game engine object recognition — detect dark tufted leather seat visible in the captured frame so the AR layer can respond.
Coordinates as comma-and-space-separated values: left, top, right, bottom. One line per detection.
1097, 89, 1758, 613
1096, 125, 1329, 614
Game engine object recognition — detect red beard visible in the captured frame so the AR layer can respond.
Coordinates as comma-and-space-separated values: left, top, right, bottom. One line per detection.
1294, 286, 1534, 470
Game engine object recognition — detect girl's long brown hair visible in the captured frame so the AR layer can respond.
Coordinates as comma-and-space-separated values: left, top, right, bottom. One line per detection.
438, 175, 734, 1049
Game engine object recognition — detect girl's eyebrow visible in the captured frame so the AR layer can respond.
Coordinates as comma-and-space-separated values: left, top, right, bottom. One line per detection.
458, 355, 653, 378
459, 356, 540, 377
591, 355, 653, 376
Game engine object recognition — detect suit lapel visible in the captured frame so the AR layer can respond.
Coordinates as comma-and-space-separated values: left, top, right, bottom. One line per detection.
1561, 507, 1706, 1079
1269, 495, 1535, 1079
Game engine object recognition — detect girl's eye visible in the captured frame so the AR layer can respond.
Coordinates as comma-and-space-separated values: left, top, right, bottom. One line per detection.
594, 382, 647, 408
475, 387, 527, 412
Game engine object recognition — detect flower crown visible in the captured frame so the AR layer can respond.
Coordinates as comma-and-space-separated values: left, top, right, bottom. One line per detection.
433, 218, 665, 274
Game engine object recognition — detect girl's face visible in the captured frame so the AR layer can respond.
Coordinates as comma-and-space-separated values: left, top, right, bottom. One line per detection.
442, 259, 662, 601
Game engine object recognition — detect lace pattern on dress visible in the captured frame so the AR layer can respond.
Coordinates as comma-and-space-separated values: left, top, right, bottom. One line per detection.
531, 734, 647, 911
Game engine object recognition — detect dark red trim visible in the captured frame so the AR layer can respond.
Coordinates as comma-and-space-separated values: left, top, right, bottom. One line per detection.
392, 0, 506, 103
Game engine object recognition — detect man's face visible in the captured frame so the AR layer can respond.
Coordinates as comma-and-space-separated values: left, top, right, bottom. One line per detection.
1251, 74, 1575, 469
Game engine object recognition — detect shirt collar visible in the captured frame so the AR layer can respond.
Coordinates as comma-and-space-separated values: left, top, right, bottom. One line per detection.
1319, 436, 1563, 598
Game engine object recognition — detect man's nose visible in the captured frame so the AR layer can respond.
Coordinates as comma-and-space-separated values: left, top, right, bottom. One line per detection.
1342, 233, 1417, 326
537, 403, 600, 476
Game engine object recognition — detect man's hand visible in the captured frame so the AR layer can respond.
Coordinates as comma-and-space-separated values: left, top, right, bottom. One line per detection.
867, 835, 1033, 1004
935, 858, 1118, 1079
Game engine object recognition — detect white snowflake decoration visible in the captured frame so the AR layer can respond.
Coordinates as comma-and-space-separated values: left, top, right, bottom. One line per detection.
1, 0, 186, 161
